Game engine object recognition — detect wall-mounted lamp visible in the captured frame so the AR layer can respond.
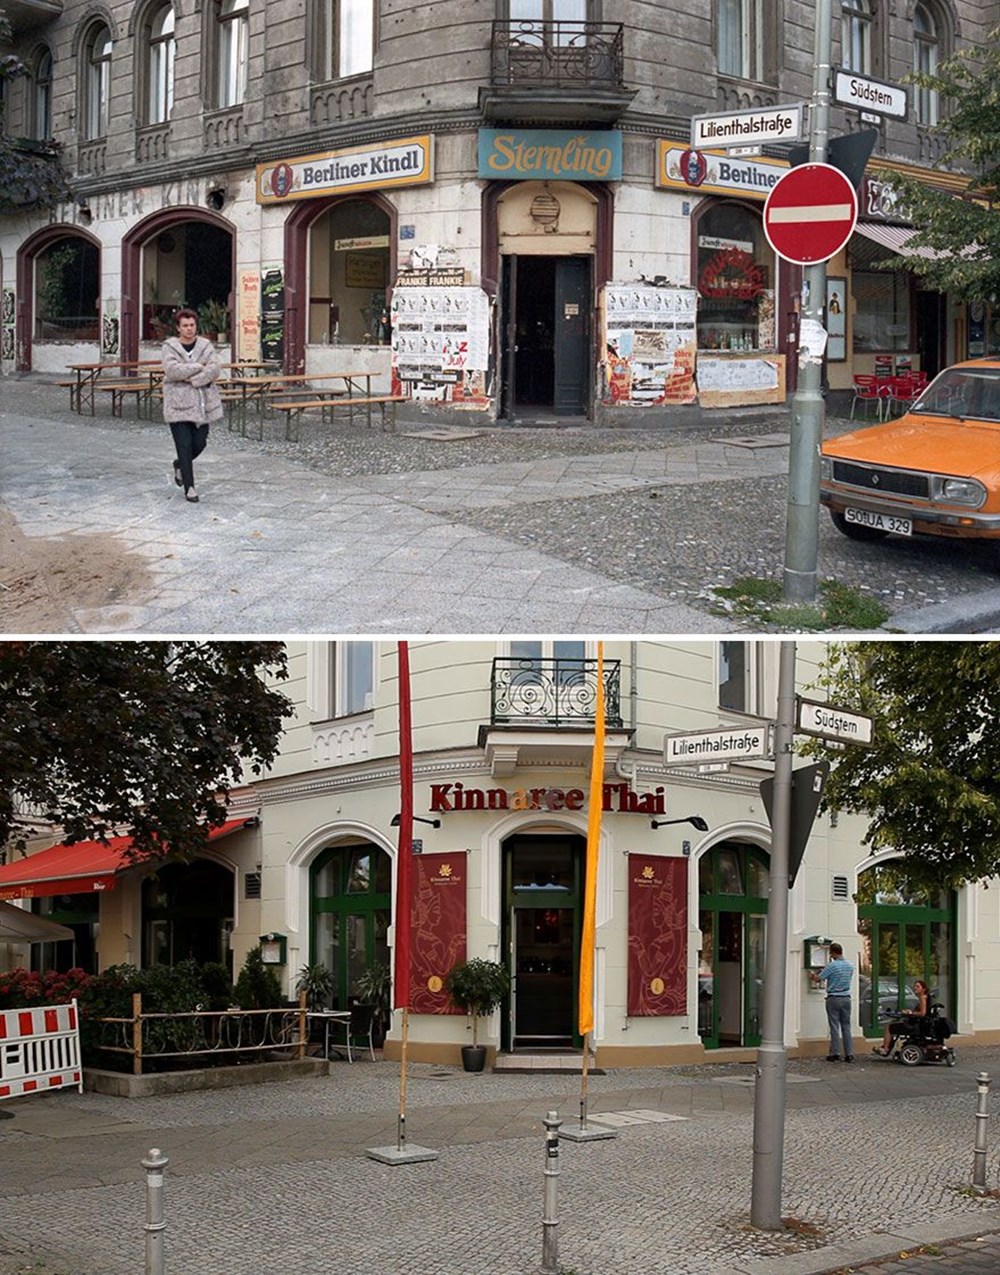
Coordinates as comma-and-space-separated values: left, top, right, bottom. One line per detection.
390, 813, 441, 828
76, 197, 92, 225
651, 815, 708, 832
206, 187, 226, 211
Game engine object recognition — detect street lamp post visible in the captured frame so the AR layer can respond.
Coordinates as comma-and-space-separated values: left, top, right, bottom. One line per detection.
782, 0, 834, 603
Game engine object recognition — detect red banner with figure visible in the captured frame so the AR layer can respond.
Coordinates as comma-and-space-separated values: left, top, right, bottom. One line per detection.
627, 854, 688, 1016
409, 851, 468, 1014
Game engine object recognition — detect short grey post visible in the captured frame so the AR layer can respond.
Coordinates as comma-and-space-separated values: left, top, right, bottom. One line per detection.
142, 1147, 169, 1275
973, 1072, 991, 1193
541, 1110, 562, 1274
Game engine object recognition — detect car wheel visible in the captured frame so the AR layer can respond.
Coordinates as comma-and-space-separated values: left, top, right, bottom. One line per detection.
830, 511, 890, 542
899, 1041, 923, 1066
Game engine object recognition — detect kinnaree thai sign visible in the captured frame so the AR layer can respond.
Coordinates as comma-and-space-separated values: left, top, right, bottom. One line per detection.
429, 781, 667, 814
256, 136, 434, 204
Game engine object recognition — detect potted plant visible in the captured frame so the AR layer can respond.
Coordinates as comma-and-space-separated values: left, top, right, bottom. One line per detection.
353, 961, 391, 1046
445, 957, 510, 1073
295, 962, 335, 1012
197, 298, 230, 342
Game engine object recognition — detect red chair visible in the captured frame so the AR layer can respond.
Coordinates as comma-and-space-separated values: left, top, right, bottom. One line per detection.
850, 375, 885, 420
886, 375, 918, 416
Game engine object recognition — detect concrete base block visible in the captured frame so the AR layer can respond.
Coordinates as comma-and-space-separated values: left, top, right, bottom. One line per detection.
366, 1143, 440, 1165
559, 1121, 618, 1142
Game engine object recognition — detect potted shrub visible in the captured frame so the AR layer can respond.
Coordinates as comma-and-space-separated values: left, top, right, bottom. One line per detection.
445, 957, 510, 1073
354, 961, 391, 1046
197, 298, 230, 342
295, 962, 335, 1012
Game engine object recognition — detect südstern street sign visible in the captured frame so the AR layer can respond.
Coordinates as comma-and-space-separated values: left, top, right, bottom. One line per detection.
833, 69, 908, 122
763, 162, 859, 265
796, 698, 875, 745
691, 104, 805, 151
664, 724, 772, 767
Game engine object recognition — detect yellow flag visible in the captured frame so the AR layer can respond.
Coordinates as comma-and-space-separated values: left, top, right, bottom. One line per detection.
578, 641, 604, 1037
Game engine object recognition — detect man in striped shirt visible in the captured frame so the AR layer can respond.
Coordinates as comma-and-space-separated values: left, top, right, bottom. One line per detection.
810, 942, 855, 1062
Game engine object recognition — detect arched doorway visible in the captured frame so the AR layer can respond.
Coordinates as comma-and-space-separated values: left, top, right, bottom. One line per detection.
15, 224, 102, 370
310, 840, 390, 1009
697, 840, 770, 1048
484, 179, 613, 422
121, 208, 235, 364
142, 859, 234, 971
856, 858, 955, 1039
500, 830, 585, 1051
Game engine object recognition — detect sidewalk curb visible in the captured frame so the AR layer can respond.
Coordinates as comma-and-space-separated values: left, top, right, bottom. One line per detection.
883, 588, 1000, 635
718, 1219, 1000, 1275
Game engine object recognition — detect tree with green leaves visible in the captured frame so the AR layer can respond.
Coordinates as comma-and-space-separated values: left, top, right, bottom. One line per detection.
805, 642, 1000, 889
0, 9, 69, 211
879, 26, 1000, 300
0, 642, 292, 863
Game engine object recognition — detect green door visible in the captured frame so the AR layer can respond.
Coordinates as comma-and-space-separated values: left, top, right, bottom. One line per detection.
698, 842, 769, 1049
311, 843, 390, 1009
856, 862, 954, 1038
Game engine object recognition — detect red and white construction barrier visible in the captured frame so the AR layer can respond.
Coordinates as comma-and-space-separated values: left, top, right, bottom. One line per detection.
0, 999, 82, 1101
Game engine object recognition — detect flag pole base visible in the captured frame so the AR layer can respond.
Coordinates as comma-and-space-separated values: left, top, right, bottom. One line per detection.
560, 1122, 617, 1142
366, 1144, 440, 1165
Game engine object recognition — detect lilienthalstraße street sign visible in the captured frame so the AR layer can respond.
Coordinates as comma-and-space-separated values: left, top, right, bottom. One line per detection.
664, 724, 772, 767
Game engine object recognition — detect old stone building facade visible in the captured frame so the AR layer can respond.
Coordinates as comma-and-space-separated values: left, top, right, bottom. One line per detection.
1, 0, 996, 418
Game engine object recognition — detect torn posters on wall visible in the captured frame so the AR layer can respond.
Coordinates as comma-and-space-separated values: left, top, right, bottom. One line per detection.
603, 285, 698, 406
391, 285, 492, 408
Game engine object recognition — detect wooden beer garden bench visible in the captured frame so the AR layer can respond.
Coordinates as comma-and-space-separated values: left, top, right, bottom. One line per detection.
272, 394, 406, 441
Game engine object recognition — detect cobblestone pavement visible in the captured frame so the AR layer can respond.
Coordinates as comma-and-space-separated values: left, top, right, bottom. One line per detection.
3, 376, 1000, 634
2, 1048, 1000, 1275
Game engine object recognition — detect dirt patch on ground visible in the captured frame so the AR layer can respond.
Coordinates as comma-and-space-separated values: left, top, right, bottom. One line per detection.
0, 504, 153, 633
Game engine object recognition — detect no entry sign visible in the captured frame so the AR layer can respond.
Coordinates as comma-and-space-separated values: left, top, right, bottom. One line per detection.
763, 162, 858, 265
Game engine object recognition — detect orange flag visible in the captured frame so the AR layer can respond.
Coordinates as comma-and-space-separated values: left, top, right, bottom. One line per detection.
578, 641, 604, 1037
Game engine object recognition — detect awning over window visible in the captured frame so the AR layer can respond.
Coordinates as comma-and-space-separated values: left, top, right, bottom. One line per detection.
0, 817, 257, 901
854, 222, 952, 261
0, 899, 74, 943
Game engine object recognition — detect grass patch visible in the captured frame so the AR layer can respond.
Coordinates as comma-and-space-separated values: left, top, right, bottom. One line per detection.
710, 577, 890, 632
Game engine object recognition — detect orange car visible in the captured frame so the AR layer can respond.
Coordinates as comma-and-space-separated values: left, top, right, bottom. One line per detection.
821, 359, 1000, 565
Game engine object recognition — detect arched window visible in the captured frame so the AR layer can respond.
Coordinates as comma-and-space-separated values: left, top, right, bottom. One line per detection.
307, 197, 391, 343
717, 0, 767, 83
147, 3, 176, 124
311, 842, 390, 1009
316, 0, 374, 80
34, 234, 101, 341
841, 0, 872, 74
31, 48, 53, 140
84, 23, 113, 140
913, 2, 940, 126
217, 0, 249, 108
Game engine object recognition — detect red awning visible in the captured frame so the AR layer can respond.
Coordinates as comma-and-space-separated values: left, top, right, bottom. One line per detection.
0, 817, 257, 901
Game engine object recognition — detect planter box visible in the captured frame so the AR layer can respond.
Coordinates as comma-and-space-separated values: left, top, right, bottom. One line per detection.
84, 1057, 328, 1098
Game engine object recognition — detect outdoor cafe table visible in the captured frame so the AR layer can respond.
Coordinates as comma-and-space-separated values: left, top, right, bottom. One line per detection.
65, 359, 161, 416
306, 1009, 352, 1060
221, 370, 377, 437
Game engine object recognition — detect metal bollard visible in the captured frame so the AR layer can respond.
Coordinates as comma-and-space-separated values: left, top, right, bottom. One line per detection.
541, 1110, 562, 1275
973, 1072, 991, 1194
142, 1147, 169, 1275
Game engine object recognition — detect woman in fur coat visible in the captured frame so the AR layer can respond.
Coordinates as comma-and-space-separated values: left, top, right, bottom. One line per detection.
161, 309, 224, 503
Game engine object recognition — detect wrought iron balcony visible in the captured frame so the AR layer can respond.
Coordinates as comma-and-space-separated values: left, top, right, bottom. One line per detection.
490, 657, 623, 729
482, 21, 635, 124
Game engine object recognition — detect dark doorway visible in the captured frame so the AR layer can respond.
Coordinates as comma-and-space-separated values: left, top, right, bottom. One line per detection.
916, 290, 946, 379
502, 833, 584, 1050
501, 254, 591, 419
142, 860, 234, 971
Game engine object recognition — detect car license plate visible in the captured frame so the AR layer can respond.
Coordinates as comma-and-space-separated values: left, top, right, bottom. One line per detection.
844, 507, 913, 536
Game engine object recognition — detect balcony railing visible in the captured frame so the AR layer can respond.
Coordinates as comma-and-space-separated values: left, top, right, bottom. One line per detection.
491, 657, 623, 728
490, 20, 626, 91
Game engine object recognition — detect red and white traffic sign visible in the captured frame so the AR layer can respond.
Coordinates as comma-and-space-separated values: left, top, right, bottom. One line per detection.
763, 162, 858, 265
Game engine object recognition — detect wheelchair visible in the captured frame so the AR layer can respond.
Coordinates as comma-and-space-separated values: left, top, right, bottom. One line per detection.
880, 1001, 956, 1067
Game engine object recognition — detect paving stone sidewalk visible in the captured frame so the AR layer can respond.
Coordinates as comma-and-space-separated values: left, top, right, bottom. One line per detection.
4, 377, 1000, 634
2, 1049, 1000, 1275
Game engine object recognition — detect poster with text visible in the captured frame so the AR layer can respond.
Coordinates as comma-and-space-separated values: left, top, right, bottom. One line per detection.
409, 852, 468, 1014
627, 854, 688, 1016
238, 269, 262, 362
603, 285, 698, 406
391, 285, 491, 407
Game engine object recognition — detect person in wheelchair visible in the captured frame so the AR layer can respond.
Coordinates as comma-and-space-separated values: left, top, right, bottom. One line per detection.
873, 979, 929, 1057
